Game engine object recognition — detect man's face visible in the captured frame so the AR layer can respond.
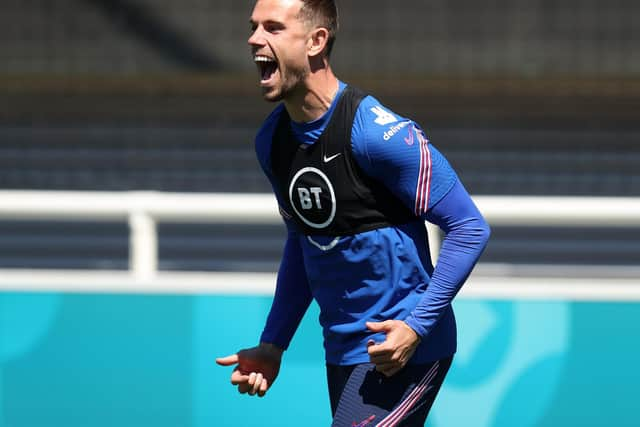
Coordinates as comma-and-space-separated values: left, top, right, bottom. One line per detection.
248, 0, 311, 102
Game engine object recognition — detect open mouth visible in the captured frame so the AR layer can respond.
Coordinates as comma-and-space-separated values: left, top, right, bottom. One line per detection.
254, 55, 278, 84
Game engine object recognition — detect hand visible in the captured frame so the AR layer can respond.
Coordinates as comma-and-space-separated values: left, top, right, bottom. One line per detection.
366, 320, 421, 377
216, 343, 283, 397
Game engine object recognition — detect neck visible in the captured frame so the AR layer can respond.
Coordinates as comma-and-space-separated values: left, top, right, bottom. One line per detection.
284, 65, 339, 123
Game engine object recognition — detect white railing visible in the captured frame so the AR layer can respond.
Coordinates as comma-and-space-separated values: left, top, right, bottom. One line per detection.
0, 191, 282, 281
0, 190, 639, 299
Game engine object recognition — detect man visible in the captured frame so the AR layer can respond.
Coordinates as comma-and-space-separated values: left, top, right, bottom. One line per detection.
216, 0, 491, 425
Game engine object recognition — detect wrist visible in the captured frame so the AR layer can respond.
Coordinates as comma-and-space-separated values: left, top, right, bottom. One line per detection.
401, 320, 422, 345
259, 342, 285, 358
403, 315, 426, 340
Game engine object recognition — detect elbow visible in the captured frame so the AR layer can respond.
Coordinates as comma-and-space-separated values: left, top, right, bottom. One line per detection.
478, 217, 491, 250
444, 215, 491, 254
464, 216, 491, 251
482, 217, 491, 241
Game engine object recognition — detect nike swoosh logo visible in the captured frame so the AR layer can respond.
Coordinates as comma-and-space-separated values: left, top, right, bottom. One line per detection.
404, 124, 415, 145
323, 152, 342, 163
353, 415, 376, 426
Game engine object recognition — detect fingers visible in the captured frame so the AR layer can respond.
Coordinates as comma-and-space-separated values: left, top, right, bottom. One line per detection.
215, 354, 239, 366
369, 351, 400, 374
258, 378, 269, 397
230, 369, 250, 385
248, 372, 264, 396
367, 340, 403, 376
368, 352, 391, 365
366, 320, 393, 333
367, 340, 390, 359
238, 372, 269, 397
233, 371, 269, 397
368, 346, 397, 375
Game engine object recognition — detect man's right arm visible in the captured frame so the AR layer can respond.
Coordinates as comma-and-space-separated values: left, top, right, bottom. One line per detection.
253, 107, 314, 349
260, 228, 313, 349
217, 111, 313, 396
215, 226, 312, 397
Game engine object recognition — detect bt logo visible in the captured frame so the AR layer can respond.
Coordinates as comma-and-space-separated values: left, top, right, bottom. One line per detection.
297, 187, 323, 210
288, 167, 336, 229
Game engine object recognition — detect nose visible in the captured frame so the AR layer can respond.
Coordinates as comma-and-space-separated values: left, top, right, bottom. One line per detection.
248, 26, 264, 47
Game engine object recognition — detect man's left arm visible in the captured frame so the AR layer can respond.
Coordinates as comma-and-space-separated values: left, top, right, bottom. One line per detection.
353, 108, 490, 374
366, 179, 490, 376
404, 179, 491, 338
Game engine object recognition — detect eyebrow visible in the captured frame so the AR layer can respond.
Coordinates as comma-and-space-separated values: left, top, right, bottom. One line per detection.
249, 18, 286, 27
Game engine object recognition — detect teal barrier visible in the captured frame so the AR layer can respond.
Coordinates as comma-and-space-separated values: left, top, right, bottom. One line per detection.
1, 292, 639, 426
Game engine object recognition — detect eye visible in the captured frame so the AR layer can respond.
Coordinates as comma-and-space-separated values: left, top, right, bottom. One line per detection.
264, 21, 285, 34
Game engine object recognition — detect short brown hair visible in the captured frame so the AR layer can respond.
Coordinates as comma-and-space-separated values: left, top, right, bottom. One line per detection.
297, 0, 338, 57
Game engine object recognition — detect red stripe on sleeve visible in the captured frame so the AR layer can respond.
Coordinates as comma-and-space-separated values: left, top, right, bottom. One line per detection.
414, 128, 432, 216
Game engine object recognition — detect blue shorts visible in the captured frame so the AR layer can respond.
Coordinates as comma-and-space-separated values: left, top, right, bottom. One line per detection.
326, 357, 452, 427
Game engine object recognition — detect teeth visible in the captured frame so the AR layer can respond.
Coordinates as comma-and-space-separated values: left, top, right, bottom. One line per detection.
254, 55, 275, 63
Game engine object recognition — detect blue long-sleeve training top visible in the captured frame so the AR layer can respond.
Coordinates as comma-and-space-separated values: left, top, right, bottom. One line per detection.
255, 81, 490, 365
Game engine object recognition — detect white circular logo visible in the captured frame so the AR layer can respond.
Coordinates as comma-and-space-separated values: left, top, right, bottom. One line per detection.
288, 167, 336, 229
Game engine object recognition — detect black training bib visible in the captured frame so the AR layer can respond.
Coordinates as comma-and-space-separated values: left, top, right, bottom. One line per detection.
270, 86, 414, 236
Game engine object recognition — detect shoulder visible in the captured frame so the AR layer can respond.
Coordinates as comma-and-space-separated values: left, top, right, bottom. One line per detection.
353, 94, 413, 142
351, 92, 416, 158
256, 103, 286, 146
255, 104, 286, 172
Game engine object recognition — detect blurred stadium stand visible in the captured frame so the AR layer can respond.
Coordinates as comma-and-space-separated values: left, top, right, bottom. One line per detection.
0, 0, 638, 272
2, 0, 637, 76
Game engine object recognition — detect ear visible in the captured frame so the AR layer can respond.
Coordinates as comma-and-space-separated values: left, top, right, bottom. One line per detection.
307, 27, 330, 57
